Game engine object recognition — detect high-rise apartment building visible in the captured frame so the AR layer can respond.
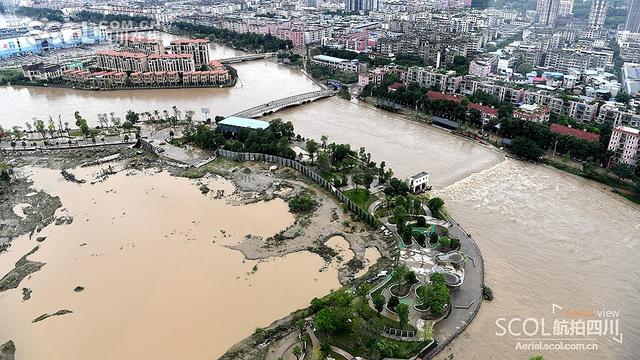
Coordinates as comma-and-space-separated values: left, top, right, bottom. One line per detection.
558, 0, 574, 16
537, 0, 561, 27
625, 0, 640, 33
588, 0, 608, 30
169, 39, 210, 69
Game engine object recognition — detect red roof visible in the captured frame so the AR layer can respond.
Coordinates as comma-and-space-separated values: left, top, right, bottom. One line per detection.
427, 91, 497, 116
170, 39, 209, 44
468, 103, 498, 116
96, 50, 147, 58
427, 90, 461, 103
389, 82, 404, 90
148, 53, 193, 59
549, 123, 600, 142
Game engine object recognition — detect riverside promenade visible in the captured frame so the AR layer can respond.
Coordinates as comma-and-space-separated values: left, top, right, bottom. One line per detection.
423, 217, 484, 359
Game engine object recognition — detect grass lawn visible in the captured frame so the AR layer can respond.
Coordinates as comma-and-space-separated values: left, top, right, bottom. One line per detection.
344, 188, 379, 210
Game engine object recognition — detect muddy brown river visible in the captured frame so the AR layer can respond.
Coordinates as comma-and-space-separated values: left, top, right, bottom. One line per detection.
1, 32, 639, 359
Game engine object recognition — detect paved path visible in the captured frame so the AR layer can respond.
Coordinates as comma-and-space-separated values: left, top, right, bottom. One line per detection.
423, 219, 484, 358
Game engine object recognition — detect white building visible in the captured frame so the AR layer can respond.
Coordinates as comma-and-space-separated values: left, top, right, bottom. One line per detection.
608, 126, 640, 166
409, 172, 430, 193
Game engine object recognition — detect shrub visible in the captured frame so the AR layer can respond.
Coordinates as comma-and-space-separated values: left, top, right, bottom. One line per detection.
416, 233, 426, 247
439, 236, 451, 248
482, 285, 494, 301
387, 295, 399, 311
288, 193, 317, 213
449, 237, 460, 249
416, 216, 427, 227
429, 232, 438, 244
404, 270, 418, 284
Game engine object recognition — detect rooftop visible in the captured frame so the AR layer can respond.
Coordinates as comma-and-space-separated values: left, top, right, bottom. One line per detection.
313, 54, 350, 63
218, 116, 270, 130
549, 124, 600, 143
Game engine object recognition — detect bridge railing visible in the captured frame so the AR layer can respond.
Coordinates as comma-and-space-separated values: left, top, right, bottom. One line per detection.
231, 90, 334, 117
216, 149, 376, 226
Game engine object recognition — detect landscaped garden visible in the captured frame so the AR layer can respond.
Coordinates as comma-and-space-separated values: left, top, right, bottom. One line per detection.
310, 288, 428, 359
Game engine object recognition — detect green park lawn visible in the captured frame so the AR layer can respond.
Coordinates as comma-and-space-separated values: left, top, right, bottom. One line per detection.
344, 188, 379, 210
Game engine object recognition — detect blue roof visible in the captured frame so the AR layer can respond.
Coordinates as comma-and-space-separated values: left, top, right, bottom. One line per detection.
313, 54, 350, 63
219, 116, 270, 130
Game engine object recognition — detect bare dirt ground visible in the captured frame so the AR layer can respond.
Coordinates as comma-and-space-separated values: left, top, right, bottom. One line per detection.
174, 160, 393, 285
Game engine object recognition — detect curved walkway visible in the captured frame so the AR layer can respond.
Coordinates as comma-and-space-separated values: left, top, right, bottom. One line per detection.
423, 218, 484, 358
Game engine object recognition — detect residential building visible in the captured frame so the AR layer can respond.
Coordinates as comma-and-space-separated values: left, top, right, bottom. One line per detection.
169, 39, 210, 69
608, 125, 640, 166
622, 63, 640, 96
514, 104, 551, 123
406, 67, 462, 93
148, 54, 196, 72
118, 36, 164, 55
598, 103, 640, 127
537, 0, 560, 27
311, 55, 368, 73
96, 50, 148, 72
625, 0, 640, 33
21, 62, 63, 80
469, 55, 498, 77
558, 0, 574, 17
588, 0, 608, 30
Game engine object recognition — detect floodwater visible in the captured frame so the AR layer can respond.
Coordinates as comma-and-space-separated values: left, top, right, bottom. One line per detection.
0, 31, 321, 129
434, 160, 640, 359
0, 167, 347, 360
274, 97, 504, 187
1, 33, 638, 358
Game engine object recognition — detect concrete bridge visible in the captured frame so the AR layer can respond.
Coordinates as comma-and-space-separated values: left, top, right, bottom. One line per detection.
219, 53, 277, 64
231, 90, 335, 118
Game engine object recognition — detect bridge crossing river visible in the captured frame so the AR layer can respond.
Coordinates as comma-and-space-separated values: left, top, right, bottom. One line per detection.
231, 90, 335, 118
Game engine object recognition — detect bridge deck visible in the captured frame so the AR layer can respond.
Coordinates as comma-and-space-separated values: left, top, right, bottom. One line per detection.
231, 90, 335, 118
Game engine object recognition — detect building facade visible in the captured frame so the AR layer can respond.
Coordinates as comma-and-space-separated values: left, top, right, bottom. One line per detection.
148, 54, 196, 72
625, 0, 640, 33
608, 126, 640, 166
537, 0, 560, 27
169, 39, 210, 69
96, 50, 148, 72
588, 0, 608, 30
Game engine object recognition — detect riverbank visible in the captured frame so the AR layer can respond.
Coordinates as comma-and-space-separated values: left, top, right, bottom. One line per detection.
0, 147, 389, 359
358, 95, 640, 205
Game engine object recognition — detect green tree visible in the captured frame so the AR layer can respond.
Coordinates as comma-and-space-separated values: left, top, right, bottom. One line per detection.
387, 295, 399, 311
125, 110, 140, 124
35, 119, 46, 139
306, 139, 319, 163
396, 303, 409, 329
427, 197, 445, 218
511, 136, 544, 161
320, 134, 328, 148
292, 345, 302, 359
372, 293, 385, 313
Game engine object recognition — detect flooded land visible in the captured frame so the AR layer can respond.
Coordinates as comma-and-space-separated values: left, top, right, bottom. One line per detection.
0, 156, 385, 360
